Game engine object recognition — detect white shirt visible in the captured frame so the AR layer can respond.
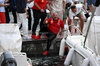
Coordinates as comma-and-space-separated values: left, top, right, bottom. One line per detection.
51, 0, 66, 11
26, 0, 30, 9
0, 0, 5, 12
26, 0, 34, 9
69, 4, 83, 19
66, 0, 73, 4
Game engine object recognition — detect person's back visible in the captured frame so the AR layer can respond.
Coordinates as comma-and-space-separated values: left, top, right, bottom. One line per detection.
16, 0, 26, 13
9, 0, 16, 11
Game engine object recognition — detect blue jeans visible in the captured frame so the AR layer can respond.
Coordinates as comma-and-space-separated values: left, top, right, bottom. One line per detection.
87, 0, 96, 5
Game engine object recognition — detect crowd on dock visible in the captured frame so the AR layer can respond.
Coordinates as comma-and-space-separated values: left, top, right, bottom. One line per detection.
0, 0, 96, 55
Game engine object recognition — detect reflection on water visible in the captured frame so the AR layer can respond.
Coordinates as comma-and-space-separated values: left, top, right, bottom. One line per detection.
31, 56, 65, 66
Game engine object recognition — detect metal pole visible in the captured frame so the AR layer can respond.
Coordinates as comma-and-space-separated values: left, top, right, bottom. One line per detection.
83, 6, 97, 47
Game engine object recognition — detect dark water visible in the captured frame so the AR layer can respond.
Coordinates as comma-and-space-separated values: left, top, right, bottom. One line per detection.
31, 55, 66, 66
22, 38, 68, 66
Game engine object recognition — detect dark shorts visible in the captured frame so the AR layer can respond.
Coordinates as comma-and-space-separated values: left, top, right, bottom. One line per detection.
87, 0, 96, 5
63, 8, 70, 19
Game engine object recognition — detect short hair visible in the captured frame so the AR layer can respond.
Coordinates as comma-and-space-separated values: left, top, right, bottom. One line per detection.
53, 12, 58, 16
70, 4, 76, 9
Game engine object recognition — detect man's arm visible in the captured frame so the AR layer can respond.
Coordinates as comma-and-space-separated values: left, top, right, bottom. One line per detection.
24, 8, 29, 18
60, 28, 64, 36
60, 20, 64, 36
46, 4, 52, 16
84, 0, 86, 4
34, 2, 44, 12
70, 19, 74, 25
4, 0, 9, 3
82, 4, 89, 13
24, 8, 28, 14
63, 0, 66, 14
0, 2, 9, 7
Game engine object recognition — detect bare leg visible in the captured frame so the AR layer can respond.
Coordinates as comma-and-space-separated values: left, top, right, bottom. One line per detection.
68, 17, 71, 32
68, 17, 74, 35
89, 4, 93, 12
63, 18, 67, 24
79, 15, 84, 33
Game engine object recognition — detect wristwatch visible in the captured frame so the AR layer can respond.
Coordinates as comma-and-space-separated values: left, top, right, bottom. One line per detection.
39, 8, 41, 11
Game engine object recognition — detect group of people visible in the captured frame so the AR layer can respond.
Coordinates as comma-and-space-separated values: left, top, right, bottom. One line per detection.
0, 0, 96, 55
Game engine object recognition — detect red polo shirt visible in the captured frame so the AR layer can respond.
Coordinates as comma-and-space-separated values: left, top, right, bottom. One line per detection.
33, 0, 49, 10
47, 18, 64, 35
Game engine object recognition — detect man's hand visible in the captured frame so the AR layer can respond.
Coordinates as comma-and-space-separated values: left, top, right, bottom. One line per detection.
43, 17, 48, 24
86, 10, 89, 13
26, 14, 29, 18
40, 9, 44, 12
59, 28, 64, 36
5, 3, 9, 6
59, 32, 63, 36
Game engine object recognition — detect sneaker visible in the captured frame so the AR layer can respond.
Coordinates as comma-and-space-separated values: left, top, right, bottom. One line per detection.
75, 28, 77, 33
65, 46, 69, 52
43, 51, 48, 55
26, 36, 32, 40
23, 36, 32, 40
36, 35, 41, 40
31, 35, 36, 39
44, 34, 47, 37
64, 25, 68, 31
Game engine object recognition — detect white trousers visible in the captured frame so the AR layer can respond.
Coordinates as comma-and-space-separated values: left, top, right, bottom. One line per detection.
17, 13, 28, 36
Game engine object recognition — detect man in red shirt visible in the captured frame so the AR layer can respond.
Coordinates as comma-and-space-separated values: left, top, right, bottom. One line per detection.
31, 0, 52, 39
36, 13, 64, 55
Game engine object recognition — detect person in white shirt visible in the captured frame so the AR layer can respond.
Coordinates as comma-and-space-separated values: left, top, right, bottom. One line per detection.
68, 4, 88, 35
0, 0, 9, 23
26, 0, 33, 31
49, 0, 66, 20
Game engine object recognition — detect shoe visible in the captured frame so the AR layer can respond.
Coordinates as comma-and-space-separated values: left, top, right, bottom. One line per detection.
31, 35, 36, 39
36, 35, 41, 40
80, 32, 83, 35
23, 36, 32, 40
75, 29, 77, 33
44, 34, 47, 38
43, 51, 48, 55
64, 25, 68, 31
65, 46, 69, 52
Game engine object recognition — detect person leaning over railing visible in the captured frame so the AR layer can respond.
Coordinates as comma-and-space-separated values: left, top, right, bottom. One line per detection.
68, 4, 89, 35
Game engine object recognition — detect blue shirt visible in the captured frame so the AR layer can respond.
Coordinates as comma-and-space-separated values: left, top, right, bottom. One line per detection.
16, 0, 26, 13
